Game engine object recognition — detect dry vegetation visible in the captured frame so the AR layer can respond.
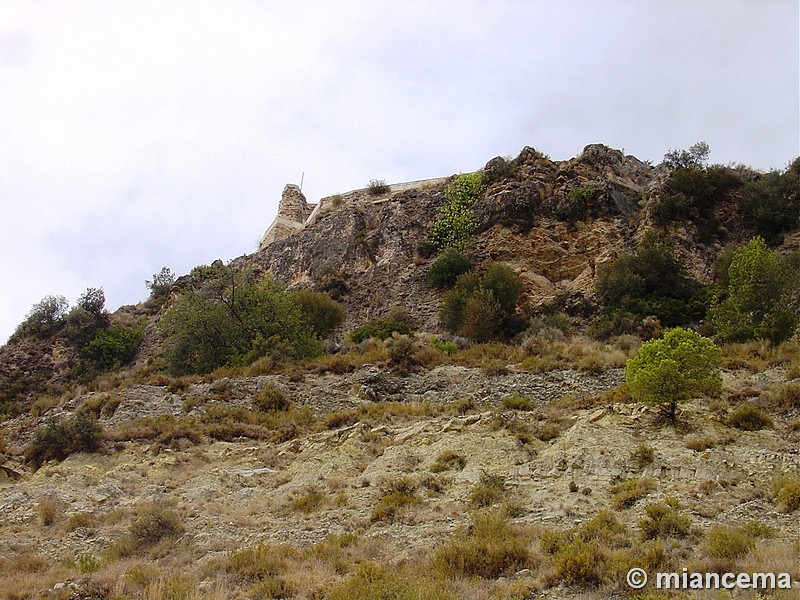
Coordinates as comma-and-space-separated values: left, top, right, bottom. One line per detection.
1, 337, 800, 599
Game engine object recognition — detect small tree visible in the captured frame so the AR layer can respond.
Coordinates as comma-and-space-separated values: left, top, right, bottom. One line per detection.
662, 141, 710, 170
625, 328, 721, 423
146, 267, 176, 300
710, 237, 798, 344
14, 295, 69, 338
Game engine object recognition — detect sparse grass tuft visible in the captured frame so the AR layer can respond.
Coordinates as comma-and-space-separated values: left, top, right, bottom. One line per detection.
771, 474, 800, 512
469, 472, 507, 508
430, 450, 467, 473
371, 476, 421, 523
610, 478, 656, 509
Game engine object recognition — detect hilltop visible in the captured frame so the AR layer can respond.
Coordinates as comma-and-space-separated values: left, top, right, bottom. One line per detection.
0, 143, 799, 599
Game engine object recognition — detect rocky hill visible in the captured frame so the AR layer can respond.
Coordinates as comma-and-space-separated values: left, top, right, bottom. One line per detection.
1, 143, 799, 599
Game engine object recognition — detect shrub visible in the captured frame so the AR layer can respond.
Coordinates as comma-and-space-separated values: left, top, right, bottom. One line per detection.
430, 450, 466, 473
703, 525, 754, 559
726, 404, 773, 431
631, 443, 655, 466
639, 500, 691, 539
469, 472, 507, 508
426, 173, 484, 251
439, 265, 524, 342
14, 295, 68, 338
553, 539, 605, 586
350, 317, 411, 343
253, 384, 291, 413
738, 159, 800, 244
662, 141, 710, 169
429, 337, 457, 355
146, 267, 176, 300
291, 489, 326, 513
556, 186, 595, 223
331, 563, 453, 600
367, 178, 390, 195
81, 324, 143, 373
626, 328, 721, 422
371, 477, 420, 523
386, 334, 417, 371
433, 510, 530, 579
160, 266, 324, 375
290, 289, 345, 338
125, 504, 184, 552
24, 413, 103, 470
427, 248, 473, 289
611, 478, 656, 509
501, 393, 535, 411
771, 474, 800, 512
595, 232, 697, 327
711, 237, 798, 344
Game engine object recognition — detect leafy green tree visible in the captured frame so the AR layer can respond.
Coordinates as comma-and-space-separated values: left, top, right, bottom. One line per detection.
14, 295, 68, 338
662, 141, 710, 169
738, 158, 800, 244
710, 237, 798, 344
159, 266, 324, 375
146, 267, 176, 300
625, 328, 721, 422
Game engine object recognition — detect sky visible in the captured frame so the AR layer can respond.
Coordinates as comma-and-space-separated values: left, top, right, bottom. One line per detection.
0, 1, 798, 344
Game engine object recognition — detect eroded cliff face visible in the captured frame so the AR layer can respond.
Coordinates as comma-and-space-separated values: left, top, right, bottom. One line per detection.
240, 144, 684, 332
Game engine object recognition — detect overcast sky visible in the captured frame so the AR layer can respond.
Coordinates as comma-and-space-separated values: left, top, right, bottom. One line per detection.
1, 1, 798, 344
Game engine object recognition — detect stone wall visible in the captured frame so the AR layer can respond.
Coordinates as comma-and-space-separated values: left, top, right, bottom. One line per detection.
258, 176, 448, 252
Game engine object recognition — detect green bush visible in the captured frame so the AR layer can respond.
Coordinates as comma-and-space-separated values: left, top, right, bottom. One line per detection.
726, 404, 773, 431
24, 413, 103, 470
426, 173, 484, 251
14, 295, 68, 338
595, 232, 698, 327
654, 165, 741, 240
738, 158, 800, 244
556, 186, 596, 223
427, 248, 473, 289
439, 264, 524, 342
710, 237, 798, 344
159, 266, 324, 375
289, 289, 345, 338
350, 317, 411, 343
662, 141, 710, 169
146, 267, 176, 300
81, 325, 143, 373
625, 328, 721, 422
